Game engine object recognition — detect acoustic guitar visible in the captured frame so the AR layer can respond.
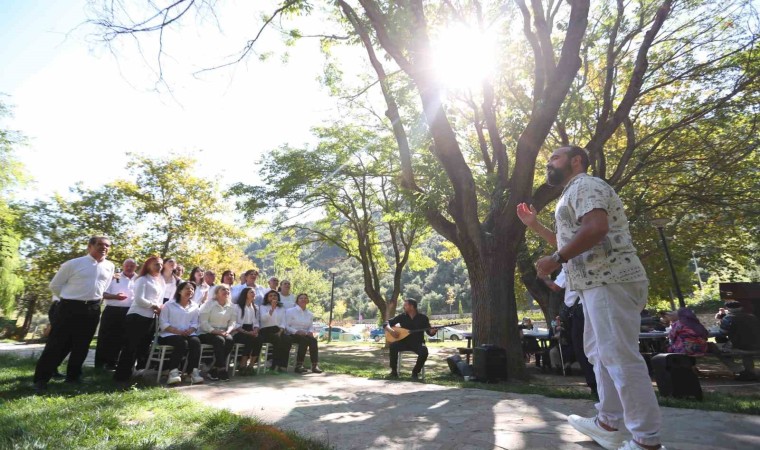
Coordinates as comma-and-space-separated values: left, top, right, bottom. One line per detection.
384, 322, 461, 343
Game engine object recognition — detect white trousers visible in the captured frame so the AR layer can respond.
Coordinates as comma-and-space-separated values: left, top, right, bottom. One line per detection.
580, 281, 662, 446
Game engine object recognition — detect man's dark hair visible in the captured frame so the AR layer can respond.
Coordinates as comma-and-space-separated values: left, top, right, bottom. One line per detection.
244, 269, 259, 277
405, 299, 418, 310
88, 235, 111, 246
564, 146, 590, 171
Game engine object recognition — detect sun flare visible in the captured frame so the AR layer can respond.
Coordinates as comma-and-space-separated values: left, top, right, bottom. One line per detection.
431, 23, 498, 91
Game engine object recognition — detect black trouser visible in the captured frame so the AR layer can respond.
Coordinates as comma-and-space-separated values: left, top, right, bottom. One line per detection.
199, 333, 234, 369
94, 306, 129, 368
34, 299, 101, 383
47, 301, 73, 371
566, 305, 597, 392
254, 327, 292, 369
389, 341, 428, 375
157, 334, 201, 372
114, 314, 155, 382
232, 329, 260, 357
290, 334, 319, 364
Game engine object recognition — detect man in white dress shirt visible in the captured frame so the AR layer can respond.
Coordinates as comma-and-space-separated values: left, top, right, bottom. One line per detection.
94, 258, 137, 370
33, 236, 126, 391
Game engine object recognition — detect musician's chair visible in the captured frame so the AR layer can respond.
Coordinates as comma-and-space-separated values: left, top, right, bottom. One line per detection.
397, 351, 425, 380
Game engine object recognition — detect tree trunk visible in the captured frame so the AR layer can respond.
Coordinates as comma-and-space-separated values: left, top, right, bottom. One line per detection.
464, 235, 527, 380
17, 295, 37, 340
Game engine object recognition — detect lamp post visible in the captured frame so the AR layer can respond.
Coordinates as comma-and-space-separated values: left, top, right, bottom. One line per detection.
650, 218, 685, 308
327, 268, 337, 343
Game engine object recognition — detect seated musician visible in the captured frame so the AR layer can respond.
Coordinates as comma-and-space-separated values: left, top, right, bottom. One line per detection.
385, 298, 437, 380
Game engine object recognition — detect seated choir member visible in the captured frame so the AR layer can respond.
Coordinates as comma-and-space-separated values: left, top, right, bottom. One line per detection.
285, 293, 323, 373
255, 290, 292, 373
158, 281, 204, 384
232, 287, 262, 373
198, 283, 236, 380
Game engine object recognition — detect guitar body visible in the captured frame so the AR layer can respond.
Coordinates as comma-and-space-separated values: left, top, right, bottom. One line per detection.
385, 327, 410, 343
384, 322, 461, 343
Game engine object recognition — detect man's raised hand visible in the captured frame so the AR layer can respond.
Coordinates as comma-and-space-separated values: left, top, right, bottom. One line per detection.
516, 203, 538, 227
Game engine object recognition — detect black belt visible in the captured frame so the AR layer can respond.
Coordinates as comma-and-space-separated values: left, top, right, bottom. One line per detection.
60, 298, 101, 305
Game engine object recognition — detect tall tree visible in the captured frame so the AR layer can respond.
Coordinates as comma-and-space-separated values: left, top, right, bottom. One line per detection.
0, 99, 27, 315
91, 0, 760, 378
111, 154, 250, 269
231, 125, 432, 321
14, 185, 135, 336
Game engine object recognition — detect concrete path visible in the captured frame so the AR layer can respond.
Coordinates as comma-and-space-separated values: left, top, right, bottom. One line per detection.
179, 372, 760, 450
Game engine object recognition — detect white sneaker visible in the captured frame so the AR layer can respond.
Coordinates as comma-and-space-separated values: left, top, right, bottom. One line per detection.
568, 415, 626, 450
190, 368, 204, 384
166, 368, 182, 385
618, 440, 667, 450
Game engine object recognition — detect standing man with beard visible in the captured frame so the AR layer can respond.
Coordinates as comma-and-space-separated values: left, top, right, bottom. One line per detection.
517, 146, 665, 450
33, 236, 126, 391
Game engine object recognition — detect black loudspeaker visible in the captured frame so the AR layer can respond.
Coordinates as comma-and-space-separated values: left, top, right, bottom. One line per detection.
651, 353, 703, 400
473, 345, 508, 382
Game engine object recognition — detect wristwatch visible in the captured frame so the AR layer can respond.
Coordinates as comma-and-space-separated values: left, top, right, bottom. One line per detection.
551, 251, 568, 264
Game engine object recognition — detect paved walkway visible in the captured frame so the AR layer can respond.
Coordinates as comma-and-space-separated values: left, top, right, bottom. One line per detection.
4, 341, 760, 449
179, 372, 760, 450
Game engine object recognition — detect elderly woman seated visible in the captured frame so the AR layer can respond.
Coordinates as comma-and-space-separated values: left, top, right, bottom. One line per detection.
667, 308, 708, 356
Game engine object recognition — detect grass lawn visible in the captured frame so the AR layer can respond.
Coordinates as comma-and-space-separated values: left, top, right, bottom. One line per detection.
0, 354, 329, 449
317, 342, 760, 415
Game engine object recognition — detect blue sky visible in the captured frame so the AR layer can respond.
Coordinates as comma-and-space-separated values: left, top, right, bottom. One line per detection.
1, 0, 336, 199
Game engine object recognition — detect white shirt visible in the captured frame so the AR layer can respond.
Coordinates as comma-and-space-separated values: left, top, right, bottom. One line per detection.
162, 275, 178, 300
555, 174, 647, 290
285, 306, 314, 334
191, 283, 210, 306
235, 304, 259, 328
259, 304, 287, 329
279, 293, 296, 309
231, 284, 268, 306
127, 275, 166, 318
49, 254, 115, 301
159, 300, 200, 337
230, 283, 247, 301
104, 273, 137, 308
199, 300, 236, 333
554, 269, 580, 308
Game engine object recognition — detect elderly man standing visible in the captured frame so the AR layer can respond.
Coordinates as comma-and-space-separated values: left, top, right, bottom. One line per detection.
94, 258, 137, 370
33, 236, 126, 391
517, 146, 665, 450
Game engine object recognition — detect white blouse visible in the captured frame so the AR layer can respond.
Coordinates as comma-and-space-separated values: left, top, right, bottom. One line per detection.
191, 282, 210, 305
279, 293, 296, 309
259, 304, 287, 329
159, 300, 200, 337
199, 300, 236, 333
235, 303, 260, 328
285, 306, 314, 334
162, 275, 178, 300
127, 275, 166, 319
